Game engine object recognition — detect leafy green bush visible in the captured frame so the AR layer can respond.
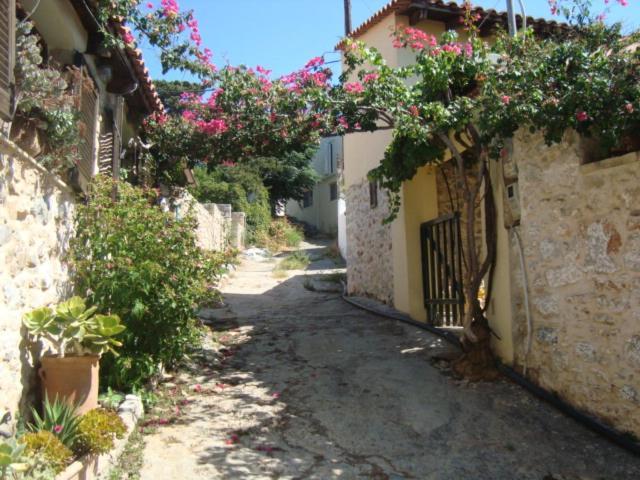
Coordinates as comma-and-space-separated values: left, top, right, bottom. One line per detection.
98, 388, 125, 411
29, 396, 81, 449
255, 219, 304, 252
71, 176, 227, 389
20, 432, 71, 474
190, 165, 271, 245
74, 409, 126, 456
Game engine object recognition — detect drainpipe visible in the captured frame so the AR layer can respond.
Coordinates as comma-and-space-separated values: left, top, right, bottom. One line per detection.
506, 0, 527, 36
506, 0, 518, 36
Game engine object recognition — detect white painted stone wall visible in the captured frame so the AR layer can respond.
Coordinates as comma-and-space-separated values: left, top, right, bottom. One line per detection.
509, 130, 640, 438
172, 191, 245, 252
0, 138, 76, 422
344, 179, 394, 304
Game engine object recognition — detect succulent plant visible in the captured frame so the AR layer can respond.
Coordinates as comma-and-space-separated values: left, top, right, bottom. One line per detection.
0, 438, 28, 478
29, 396, 81, 449
23, 297, 126, 357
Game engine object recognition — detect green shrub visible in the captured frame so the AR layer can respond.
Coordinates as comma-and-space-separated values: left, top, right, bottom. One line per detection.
20, 432, 72, 474
29, 396, 81, 449
98, 388, 125, 411
74, 409, 126, 456
255, 219, 304, 252
71, 176, 227, 389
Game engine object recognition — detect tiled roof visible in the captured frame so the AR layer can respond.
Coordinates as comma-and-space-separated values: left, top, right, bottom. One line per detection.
117, 24, 164, 114
336, 0, 567, 49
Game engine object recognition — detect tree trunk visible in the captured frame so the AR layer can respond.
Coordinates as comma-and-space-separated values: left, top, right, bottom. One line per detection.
452, 156, 499, 380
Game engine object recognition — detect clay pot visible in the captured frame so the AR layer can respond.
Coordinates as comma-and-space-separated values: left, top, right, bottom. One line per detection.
39, 355, 99, 415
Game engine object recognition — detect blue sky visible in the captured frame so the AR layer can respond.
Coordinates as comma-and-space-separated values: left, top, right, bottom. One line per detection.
143, 0, 639, 82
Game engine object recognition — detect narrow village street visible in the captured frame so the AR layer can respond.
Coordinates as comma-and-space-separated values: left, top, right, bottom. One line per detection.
139, 241, 640, 479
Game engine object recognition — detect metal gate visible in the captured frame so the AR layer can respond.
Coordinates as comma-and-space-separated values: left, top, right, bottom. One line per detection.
420, 213, 465, 327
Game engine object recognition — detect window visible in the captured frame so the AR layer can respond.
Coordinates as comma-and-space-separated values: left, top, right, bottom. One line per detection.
74, 67, 99, 187
0, 0, 16, 121
302, 190, 313, 208
329, 182, 338, 201
369, 181, 378, 209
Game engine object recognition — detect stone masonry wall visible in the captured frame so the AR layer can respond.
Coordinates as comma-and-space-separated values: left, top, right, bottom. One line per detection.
435, 161, 484, 278
510, 130, 640, 438
0, 138, 75, 423
173, 192, 245, 252
345, 179, 394, 304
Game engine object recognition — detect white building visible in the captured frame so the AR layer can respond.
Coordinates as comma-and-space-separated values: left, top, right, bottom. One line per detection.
286, 136, 343, 238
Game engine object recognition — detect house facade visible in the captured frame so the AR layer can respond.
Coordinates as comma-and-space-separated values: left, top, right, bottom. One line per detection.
340, 0, 640, 439
0, 0, 163, 423
286, 136, 342, 236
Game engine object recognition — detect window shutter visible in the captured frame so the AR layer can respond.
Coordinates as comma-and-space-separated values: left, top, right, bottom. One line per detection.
0, 0, 16, 121
98, 125, 114, 175
76, 69, 99, 185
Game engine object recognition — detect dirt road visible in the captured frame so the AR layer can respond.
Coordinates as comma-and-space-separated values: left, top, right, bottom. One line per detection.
140, 241, 640, 479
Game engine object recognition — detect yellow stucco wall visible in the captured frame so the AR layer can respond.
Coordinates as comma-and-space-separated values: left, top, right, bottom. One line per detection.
392, 166, 439, 322
343, 130, 393, 188
342, 14, 398, 189
21, 0, 87, 54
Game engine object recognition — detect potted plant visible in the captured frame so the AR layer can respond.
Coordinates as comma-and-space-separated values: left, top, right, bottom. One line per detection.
23, 297, 125, 414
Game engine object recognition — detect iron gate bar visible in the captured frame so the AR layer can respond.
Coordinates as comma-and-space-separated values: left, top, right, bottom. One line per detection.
420, 213, 464, 327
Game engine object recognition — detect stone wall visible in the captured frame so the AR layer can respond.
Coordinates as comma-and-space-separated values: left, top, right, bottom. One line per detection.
435, 161, 484, 276
509, 130, 640, 438
344, 179, 394, 304
172, 192, 245, 252
0, 138, 76, 422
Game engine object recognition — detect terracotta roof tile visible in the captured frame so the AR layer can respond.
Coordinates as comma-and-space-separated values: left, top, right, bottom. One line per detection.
117, 25, 164, 113
336, 0, 566, 49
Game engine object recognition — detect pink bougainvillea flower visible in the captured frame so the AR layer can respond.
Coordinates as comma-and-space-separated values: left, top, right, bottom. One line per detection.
344, 82, 364, 94
305, 56, 325, 69
53, 425, 63, 434
122, 30, 135, 45
363, 73, 379, 83
501, 95, 511, 105
256, 65, 272, 76
146, 2, 154, 8
576, 111, 589, 122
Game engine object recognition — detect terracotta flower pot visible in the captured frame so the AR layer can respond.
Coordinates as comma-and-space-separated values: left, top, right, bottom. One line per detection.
39, 355, 99, 415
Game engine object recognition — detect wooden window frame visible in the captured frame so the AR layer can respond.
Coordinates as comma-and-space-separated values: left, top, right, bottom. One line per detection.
73, 66, 100, 187
0, 0, 16, 122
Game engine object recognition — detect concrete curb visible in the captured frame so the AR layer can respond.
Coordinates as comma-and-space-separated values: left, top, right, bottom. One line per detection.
55, 395, 144, 480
